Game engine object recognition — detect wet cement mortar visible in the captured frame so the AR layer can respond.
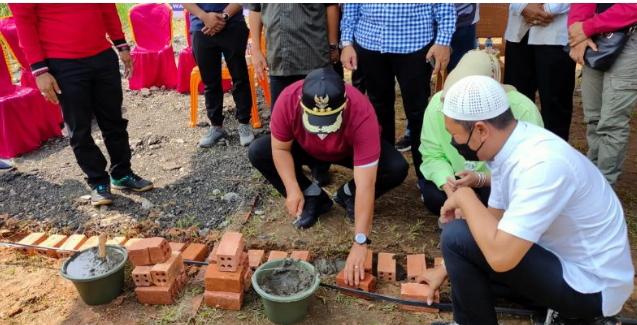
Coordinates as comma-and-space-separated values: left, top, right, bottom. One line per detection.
64, 246, 126, 279
258, 259, 317, 297
0, 35, 272, 233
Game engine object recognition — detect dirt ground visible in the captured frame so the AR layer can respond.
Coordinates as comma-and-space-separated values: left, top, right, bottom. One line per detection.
1, 19, 637, 325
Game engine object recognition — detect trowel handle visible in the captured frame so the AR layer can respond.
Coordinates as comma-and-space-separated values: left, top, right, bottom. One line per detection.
98, 233, 107, 258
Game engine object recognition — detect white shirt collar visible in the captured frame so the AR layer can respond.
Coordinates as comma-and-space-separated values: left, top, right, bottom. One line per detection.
487, 121, 525, 170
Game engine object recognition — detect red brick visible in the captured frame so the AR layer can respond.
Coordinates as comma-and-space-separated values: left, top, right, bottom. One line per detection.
290, 250, 311, 262
135, 280, 177, 305
169, 242, 187, 253
247, 249, 265, 271
37, 234, 68, 258
79, 235, 100, 250
203, 290, 243, 311
206, 243, 219, 263
127, 239, 152, 266
106, 236, 128, 246
216, 232, 245, 272
204, 262, 246, 293
267, 250, 288, 262
243, 267, 253, 292
176, 269, 188, 291
124, 238, 142, 248
335, 270, 377, 292
377, 253, 396, 282
407, 254, 427, 282
132, 266, 153, 287
181, 243, 208, 262
434, 257, 444, 268
364, 250, 373, 272
151, 252, 184, 287
400, 283, 440, 313
145, 237, 172, 264
57, 234, 87, 258
17, 232, 47, 255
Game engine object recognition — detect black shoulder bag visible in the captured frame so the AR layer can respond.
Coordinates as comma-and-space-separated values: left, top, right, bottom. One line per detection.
584, 3, 636, 71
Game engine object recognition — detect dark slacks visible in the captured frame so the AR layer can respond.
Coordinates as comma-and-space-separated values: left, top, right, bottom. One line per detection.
48, 49, 131, 187
448, 23, 478, 72
269, 75, 306, 111
355, 42, 432, 179
504, 33, 576, 140
442, 220, 603, 325
192, 21, 252, 126
248, 135, 408, 197
418, 178, 490, 215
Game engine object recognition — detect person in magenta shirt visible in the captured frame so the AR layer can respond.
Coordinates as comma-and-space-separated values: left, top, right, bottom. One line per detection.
249, 67, 408, 286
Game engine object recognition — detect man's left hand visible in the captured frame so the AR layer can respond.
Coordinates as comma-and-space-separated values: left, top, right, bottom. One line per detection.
440, 187, 473, 224
119, 50, 132, 79
568, 22, 588, 47
344, 243, 367, 287
426, 44, 450, 77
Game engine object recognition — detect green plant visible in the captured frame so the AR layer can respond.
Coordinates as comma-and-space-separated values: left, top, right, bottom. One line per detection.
0, 4, 11, 17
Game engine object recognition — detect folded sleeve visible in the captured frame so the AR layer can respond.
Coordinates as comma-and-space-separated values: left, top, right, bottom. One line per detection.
8, 4, 47, 70
340, 4, 360, 43
433, 3, 456, 46
100, 4, 126, 45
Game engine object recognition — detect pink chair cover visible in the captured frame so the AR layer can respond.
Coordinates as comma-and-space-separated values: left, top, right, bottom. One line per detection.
0, 17, 36, 89
0, 46, 62, 158
128, 3, 178, 90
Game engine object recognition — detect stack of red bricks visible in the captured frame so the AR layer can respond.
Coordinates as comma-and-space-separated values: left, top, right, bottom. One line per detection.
127, 237, 188, 305
335, 250, 377, 298
13, 232, 132, 258
203, 232, 252, 310
400, 253, 441, 313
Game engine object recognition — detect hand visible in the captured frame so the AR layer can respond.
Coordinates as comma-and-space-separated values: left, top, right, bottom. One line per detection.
569, 38, 598, 65
439, 189, 463, 225
425, 44, 450, 76
414, 266, 447, 305
442, 179, 457, 197
36, 72, 61, 105
285, 187, 304, 218
344, 243, 367, 286
454, 170, 478, 188
521, 4, 553, 26
568, 22, 588, 47
201, 12, 225, 35
330, 47, 340, 65
251, 50, 269, 81
119, 50, 132, 79
340, 45, 357, 70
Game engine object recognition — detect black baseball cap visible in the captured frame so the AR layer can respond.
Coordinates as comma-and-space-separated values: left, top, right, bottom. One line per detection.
300, 67, 347, 135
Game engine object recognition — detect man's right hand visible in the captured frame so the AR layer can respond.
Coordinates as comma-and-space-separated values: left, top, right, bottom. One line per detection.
414, 265, 447, 305
36, 72, 61, 105
251, 50, 269, 81
569, 38, 598, 65
340, 45, 357, 71
521, 4, 553, 26
201, 12, 226, 36
285, 187, 304, 218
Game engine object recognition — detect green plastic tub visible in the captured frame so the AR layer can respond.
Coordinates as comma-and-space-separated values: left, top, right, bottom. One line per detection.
252, 259, 321, 325
60, 245, 128, 306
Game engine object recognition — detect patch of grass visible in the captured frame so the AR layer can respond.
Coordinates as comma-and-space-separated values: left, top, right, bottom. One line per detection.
156, 305, 182, 324
175, 215, 200, 229
0, 4, 10, 17
194, 306, 224, 324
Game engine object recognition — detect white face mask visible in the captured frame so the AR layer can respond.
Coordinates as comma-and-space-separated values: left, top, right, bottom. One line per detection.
317, 133, 328, 140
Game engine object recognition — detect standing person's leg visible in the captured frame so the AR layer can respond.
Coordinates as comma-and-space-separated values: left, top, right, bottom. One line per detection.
504, 34, 537, 102
448, 23, 477, 72
534, 44, 576, 141
581, 66, 604, 165
269, 75, 306, 110
351, 68, 366, 93
48, 58, 109, 188
392, 46, 432, 179
355, 42, 396, 144
595, 35, 637, 185
192, 31, 224, 127
442, 220, 603, 325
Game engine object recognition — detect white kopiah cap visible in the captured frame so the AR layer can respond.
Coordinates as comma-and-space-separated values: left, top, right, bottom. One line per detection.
442, 75, 509, 121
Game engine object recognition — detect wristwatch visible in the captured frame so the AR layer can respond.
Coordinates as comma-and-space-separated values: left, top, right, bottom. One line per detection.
339, 40, 352, 49
354, 233, 371, 245
222, 12, 230, 21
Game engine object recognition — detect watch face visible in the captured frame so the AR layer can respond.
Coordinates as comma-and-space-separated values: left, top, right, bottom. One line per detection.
355, 233, 366, 244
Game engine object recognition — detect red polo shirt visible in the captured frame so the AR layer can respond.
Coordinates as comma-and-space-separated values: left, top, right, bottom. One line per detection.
270, 80, 381, 166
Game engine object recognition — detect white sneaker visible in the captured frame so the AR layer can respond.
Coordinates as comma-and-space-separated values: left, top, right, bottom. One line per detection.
238, 123, 255, 146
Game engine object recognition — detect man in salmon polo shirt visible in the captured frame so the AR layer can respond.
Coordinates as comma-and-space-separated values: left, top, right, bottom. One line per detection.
10, 4, 154, 206
249, 67, 408, 286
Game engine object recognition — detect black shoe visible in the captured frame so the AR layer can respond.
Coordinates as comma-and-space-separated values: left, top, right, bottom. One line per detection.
111, 173, 154, 192
334, 186, 355, 222
293, 191, 333, 229
548, 310, 620, 325
91, 184, 113, 206
395, 134, 411, 152
311, 164, 331, 186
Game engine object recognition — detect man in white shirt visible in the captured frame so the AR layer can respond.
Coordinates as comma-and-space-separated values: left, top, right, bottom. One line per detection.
431, 76, 633, 325
504, 4, 575, 141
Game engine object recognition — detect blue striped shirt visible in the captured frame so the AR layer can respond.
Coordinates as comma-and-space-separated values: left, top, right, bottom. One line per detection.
340, 4, 457, 54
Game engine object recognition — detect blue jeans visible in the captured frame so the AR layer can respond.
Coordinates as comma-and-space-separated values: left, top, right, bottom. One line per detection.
442, 220, 603, 325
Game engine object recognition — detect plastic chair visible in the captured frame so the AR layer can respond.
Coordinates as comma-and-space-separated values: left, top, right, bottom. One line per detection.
0, 16, 36, 88
476, 4, 509, 56
128, 3, 178, 90
0, 43, 62, 158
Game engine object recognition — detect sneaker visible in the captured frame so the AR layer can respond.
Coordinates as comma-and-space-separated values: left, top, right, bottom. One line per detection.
334, 185, 355, 222
238, 123, 255, 146
311, 164, 331, 186
293, 191, 333, 229
0, 159, 14, 170
91, 184, 113, 206
110, 173, 154, 192
395, 134, 411, 152
547, 310, 620, 325
198, 126, 227, 148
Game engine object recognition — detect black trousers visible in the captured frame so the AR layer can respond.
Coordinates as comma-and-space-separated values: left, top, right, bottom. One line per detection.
418, 178, 490, 215
504, 33, 576, 141
248, 135, 408, 197
48, 49, 132, 187
269, 75, 306, 111
442, 220, 603, 324
355, 42, 432, 179
192, 22, 252, 126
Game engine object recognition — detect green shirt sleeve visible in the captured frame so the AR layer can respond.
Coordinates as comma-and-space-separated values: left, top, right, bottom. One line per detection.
419, 93, 456, 188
